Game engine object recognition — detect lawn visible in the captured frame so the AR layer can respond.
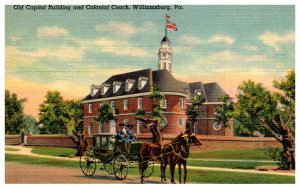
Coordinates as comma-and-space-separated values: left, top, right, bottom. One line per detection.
5, 153, 294, 184
187, 159, 276, 169
30, 146, 77, 157
190, 149, 272, 160
5, 147, 20, 151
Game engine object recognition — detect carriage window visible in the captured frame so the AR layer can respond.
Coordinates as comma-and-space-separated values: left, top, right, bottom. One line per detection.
95, 136, 100, 148
101, 137, 107, 147
109, 136, 115, 150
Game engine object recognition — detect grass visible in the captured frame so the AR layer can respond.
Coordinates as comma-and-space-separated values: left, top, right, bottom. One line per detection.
190, 149, 272, 160
30, 146, 77, 157
5, 147, 20, 151
187, 160, 276, 169
6, 153, 294, 184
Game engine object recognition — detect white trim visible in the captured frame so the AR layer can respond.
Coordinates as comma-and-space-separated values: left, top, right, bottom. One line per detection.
83, 111, 186, 118
82, 91, 188, 103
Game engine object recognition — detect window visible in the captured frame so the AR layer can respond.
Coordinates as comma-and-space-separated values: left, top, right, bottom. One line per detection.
109, 120, 116, 134
162, 52, 166, 57
179, 98, 183, 109
213, 122, 222, 130
125, 79, 135, 92
161, 115, 168, 128
111, 101, 116, 109
124, 99, 128, 110
137, 120, 143, 134
100, 84, 110, 95
138, 77, 148, 90
163, 62, 166, 69
178, 118, 184, 127
88, 124, 93, 134
99, 102, 102, 108
162, 99, 167, 109
124, 118, 129, 124
113, 81, 121, 94
138, 98, 143, 109
214, 106, 220, 116
99, 122, 104, 133
88, 104, 93, 113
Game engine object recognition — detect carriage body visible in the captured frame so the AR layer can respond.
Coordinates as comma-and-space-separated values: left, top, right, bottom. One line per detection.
79, 133, 154, 180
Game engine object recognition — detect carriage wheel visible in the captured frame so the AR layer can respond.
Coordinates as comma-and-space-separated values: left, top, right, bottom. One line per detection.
113, 155, 128, 180
103, 162, 114, 174
80, 149, 97, 176
139, 161, 155, 178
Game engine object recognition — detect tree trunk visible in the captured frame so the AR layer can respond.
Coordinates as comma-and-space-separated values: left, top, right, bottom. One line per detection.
71, 130, 89, 156
282, 137, 295, 170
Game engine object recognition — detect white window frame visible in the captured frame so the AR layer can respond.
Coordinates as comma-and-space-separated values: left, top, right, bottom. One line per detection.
179, 98, 183, 109
124, 118, 129, 124
99, 122, 104, 133
137, 120, 143, 134
213, 122, 222, 130
178, 118, 184, 127
124, 99, 129, 110
162, 99, 167, 109
111, 101, 116, 109
138, 98, 143, 109
88, 124, 93, 134
88, 104, 93, 113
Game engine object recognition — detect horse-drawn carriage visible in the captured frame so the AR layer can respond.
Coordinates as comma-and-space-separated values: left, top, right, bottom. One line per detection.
79, 133, 154, 180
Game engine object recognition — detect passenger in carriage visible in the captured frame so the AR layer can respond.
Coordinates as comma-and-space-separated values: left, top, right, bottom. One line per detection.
116, 123, 137, 153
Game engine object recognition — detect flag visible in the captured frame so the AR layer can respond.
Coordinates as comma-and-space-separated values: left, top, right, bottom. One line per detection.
166, 15, 170, 19
166, 20, 177, 31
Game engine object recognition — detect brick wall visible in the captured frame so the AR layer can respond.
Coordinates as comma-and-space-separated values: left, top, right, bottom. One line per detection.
5, 135, 22, 145
6, 134, 281, 151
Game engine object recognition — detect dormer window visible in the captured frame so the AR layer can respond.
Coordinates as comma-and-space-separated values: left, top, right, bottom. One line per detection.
138, 77, 148, 90
90, 84, 100, 97
125, 79, 135, 92
100, 83, 110, 96
113, 81, 122, 94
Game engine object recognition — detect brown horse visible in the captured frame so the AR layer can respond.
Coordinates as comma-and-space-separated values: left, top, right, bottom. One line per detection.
139, 133, 190, 183
136, 117, 162, 145
177, 131, 202, 184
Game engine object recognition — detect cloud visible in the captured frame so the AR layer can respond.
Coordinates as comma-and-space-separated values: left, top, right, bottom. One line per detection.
242, 45, 260, 52
6, 46, 35, 68
208, 34, 235, 45
37, 26, 69, 37
96, 21, 141, 38
197, 50, 267, 65
178, 35, 202, 46
28, 47, 84, 59
93, 38, 151, 57
259, 31, 295, 51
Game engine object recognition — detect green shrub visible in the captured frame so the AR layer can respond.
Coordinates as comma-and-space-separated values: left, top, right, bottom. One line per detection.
266, 148, 288, 169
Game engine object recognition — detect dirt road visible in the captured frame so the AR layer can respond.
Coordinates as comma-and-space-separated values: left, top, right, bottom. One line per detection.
5, 162, 167, 184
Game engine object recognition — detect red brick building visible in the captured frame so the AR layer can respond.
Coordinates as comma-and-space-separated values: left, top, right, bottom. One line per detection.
82, 35, 233, 136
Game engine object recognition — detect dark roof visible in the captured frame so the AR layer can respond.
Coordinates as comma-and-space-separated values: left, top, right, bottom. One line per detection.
152, 69, 188, 94
161, 36, 170, 43
83, 69, 228, 103
203, 83, 227, 102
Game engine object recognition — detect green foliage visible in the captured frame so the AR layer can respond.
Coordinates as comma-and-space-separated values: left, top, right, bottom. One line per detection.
23, 115, 39, 134
39, 91, 82, 135
186, 94, 204, 123
187, 160, 275, 169
149, 85, 165, 123
215, 95, 234, 128
95, 101, 115, 123
5, 90, 26, 134
135, 109, 146, 119
266, 148, 288, 169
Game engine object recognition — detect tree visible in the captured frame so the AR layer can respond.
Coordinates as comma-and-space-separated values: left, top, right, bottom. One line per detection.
5, 90, 26, 134
23, 115, 39, 134
39, 91, 66, 134
95, 101, 115, 124
135, 85, 166, 144
185, 94, 205, 132
216, 70, 295, 170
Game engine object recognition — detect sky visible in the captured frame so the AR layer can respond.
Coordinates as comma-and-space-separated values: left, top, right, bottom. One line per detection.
5, 5, 295, 119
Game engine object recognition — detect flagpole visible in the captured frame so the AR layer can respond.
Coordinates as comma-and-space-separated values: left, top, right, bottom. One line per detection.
165, 14, 167, 37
